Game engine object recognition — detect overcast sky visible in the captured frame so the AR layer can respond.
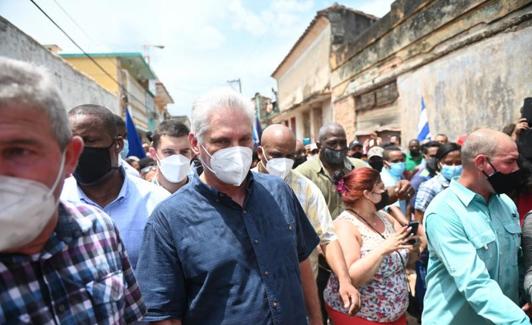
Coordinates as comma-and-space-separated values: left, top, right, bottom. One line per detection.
1, 0, 393, 117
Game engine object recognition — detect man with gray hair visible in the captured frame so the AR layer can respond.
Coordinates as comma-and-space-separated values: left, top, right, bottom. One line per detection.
0, 57, 145, 323
136, 88, 322, 324
422, 128, 528, 324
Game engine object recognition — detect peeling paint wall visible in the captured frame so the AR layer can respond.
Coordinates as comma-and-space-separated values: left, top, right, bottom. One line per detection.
0, 16, 119, 113
398, 25, 532, 141
331, 0, 532, 142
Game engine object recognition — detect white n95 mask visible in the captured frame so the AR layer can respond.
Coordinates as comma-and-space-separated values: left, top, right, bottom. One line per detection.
202, 145, 252, 186
0, 153, 65, 251
158, 154, 191, 183
265, 157, 294, 180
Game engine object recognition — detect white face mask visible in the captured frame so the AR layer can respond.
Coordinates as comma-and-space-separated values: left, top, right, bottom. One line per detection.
264, 151, 294, 180
157, 154, 191, 183
201, 145, 252, 186
0, 153, 65, 252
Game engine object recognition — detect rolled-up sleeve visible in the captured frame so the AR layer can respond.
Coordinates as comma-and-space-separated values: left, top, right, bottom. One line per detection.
523, 212, 532, 302
136, 213, 186, 322
426, 212, 529, 324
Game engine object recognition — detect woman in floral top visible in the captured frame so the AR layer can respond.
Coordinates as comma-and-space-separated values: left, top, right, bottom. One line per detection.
324, 167, 420, 325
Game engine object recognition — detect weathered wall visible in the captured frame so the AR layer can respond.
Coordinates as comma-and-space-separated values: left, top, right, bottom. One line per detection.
330, 0, 532, 141
275, 18, 331, 112
398, 23, 532, 141
0, 16, 119, 113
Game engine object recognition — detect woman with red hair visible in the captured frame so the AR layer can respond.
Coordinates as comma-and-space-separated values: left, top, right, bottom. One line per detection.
324, 167, 419, 325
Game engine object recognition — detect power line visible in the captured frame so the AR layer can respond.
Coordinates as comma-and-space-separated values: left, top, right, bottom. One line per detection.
29, 0, 148, 109
53, 0, 96, 46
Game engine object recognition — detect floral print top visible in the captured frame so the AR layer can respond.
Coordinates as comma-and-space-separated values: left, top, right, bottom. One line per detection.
323, 211, 409, 322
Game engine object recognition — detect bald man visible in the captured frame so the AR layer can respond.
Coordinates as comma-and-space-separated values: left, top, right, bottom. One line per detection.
422, 128, 528, 324
255, 125, 360, 317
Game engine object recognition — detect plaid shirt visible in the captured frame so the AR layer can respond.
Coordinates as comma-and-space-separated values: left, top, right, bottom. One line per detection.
414, 173, 450, 213
0, 201, 145, 324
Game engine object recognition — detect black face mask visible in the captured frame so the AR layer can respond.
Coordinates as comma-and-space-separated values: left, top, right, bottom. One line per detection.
74, 143, 116, 185
293, 156, 307, 169
375, 191, 389, 211
483, 160, 522, 195
351, 152, 363, 159
369, 158, 384, 172
322, 147, 346, 166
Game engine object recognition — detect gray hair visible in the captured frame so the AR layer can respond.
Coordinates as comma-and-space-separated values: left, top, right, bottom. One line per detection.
461, 129, 499, 166
0, 57, 71, 149
191, 87, 255, 143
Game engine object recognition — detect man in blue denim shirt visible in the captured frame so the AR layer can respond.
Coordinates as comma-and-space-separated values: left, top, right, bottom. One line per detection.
136, 88, 321, 325
422, 129, 529, 324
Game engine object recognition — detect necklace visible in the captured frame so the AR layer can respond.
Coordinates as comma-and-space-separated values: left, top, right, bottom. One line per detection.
346, 208, 385, 239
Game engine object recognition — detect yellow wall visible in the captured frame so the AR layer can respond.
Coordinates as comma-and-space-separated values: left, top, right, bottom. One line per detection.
64, 57, 120, 95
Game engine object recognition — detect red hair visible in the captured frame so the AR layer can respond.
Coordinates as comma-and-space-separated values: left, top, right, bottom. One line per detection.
341, 167, 381, 205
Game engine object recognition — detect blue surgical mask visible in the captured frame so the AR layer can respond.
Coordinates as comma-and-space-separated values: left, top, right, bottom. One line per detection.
440, 164, 462, 180
120, 139, 129, 160
389, 162, 405, 178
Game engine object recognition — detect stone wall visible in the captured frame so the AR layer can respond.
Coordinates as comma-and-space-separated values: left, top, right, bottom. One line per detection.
331, 0, 532, 141
0, 16, 119, 113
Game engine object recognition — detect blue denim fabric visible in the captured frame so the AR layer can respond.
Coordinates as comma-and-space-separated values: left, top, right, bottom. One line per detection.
136, 172, 319, 324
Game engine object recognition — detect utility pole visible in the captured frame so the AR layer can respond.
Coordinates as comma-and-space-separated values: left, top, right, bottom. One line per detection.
227, 78, 242, 93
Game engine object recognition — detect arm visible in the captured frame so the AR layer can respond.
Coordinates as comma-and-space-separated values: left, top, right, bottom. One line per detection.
523, 213, 532, 302
299, 259, 322, 325
426, 212, 529, 324
135, 216, 185, 323
387, 205, 409, 226
322, 240, 360, 314
335, 219, 409, 287
151, 321, 182, 325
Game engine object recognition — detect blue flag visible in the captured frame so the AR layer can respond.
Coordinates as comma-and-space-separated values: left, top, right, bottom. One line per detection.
252, 116, 262, 145
417, 97, 431, 141
125, 107, 146, 159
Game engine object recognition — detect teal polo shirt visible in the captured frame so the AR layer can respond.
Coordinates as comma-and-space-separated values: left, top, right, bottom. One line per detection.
422, 179, 528, 325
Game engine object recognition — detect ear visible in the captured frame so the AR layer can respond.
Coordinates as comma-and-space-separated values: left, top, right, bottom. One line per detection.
114, 136, 124, 153
257, 146, 265, 161
148, 147, 158, 160
189, 132, 200, 156
316, 142, 321, 150
64, 136, 84, 177
473, 154, 491, 174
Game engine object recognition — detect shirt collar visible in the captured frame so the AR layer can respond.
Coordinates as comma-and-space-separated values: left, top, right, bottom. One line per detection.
436, 173, 451, 188
449, 179, 483, 206
77, 167, 128, 207
192, 171, 255, 207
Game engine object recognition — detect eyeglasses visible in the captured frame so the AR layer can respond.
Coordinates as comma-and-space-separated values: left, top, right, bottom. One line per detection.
141, 166, 157, 174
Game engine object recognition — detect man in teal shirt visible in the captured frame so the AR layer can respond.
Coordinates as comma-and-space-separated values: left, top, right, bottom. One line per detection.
422, 128, 529, 324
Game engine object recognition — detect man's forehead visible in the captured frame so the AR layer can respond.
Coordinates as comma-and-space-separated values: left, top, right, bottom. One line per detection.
159, 135, 190, 148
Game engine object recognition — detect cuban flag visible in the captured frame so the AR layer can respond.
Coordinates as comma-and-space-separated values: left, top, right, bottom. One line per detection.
125, 107, 146, 159
417, 97, 431, 141
252, 116, 262, 145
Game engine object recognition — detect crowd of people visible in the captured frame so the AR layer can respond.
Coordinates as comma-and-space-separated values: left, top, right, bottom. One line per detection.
1, 56, 532, 325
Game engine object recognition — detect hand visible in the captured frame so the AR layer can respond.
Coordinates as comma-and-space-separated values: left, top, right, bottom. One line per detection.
522, 303, 532, 317
395, 180, 413, 200
514, 118, 529, 139
338, 278, 361, 315
379, 226, 414, 255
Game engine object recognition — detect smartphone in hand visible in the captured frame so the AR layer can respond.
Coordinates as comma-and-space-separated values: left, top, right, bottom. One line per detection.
407, 221, 419, 245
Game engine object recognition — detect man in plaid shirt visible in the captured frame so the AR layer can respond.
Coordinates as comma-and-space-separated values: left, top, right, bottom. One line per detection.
0, 57, 145, 324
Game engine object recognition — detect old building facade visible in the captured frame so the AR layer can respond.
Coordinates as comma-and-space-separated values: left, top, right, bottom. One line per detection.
271, 5, 376, 141
273, 0, 532, 144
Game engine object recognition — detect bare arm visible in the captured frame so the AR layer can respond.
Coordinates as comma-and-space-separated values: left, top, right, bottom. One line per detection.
150, 320, 182, 325
387, 206, 409, 226
335, 219, 411, 287
322, 240, 361, 314
299, 259, 322, 325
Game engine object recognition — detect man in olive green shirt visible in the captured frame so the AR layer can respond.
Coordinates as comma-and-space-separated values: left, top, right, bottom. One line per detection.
296, 124, 413, 219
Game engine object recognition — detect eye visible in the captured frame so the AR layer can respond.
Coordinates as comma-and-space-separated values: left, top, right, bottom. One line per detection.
5, 147, 33, 158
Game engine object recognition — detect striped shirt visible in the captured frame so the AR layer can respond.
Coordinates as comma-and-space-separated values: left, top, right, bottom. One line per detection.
0, 201, 145, 324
